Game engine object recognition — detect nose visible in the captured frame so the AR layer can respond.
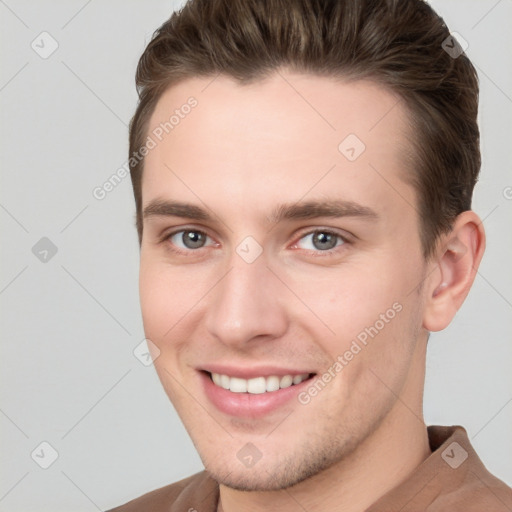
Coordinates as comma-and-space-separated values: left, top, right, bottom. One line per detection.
204, 253, 288, 349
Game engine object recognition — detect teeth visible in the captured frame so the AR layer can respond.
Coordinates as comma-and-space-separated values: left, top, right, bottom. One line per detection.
220, 374, 230, 389
210, 372, 310, 394
292, 374, 304, 385
229, 377, 247, 393
247, 377, 266, 394
212, 372, 221, 386
280, 375, 293, 388
266, 375, 280, 392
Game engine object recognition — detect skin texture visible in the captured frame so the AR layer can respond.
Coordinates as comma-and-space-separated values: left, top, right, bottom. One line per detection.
139, 71, 485, 512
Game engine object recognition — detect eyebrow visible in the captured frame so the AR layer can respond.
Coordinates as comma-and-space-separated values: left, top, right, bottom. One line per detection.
142, 198, 379, 224
143, 200, 211, 221
268, 200, 379, 223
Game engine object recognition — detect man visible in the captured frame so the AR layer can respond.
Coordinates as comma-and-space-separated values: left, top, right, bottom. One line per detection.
108, 0, 512, 510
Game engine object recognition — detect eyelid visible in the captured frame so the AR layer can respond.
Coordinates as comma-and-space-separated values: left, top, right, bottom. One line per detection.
159, 225, 352, 256
290, 227, 352, 246
160, 223, 209, 240
160, 226, 218, 249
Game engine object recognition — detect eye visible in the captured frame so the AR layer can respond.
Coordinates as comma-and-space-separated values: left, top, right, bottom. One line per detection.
168, 229, 214, 250
296, 230, 345, 251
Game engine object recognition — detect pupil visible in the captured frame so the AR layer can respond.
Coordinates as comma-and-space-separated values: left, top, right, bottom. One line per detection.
313, 232, 336, 250
183, 231, 205, 249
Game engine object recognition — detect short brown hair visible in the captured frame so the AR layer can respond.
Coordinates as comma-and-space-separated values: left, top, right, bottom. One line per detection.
129, 0, 480, 258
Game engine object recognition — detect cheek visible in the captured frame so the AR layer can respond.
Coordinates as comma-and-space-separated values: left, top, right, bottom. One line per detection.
295, 271, 403, 341
139, 264, 167, 338
289, 257, 422, 380
138, 260, 189, 343
139, 258, 214, 361
310, 298, 420, 430
139, 263, 193, 403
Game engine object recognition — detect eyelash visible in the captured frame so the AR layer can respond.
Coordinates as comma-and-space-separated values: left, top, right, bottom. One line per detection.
161, 228, 217, 256
161, 227, 350, 257
291, 230, 348, 257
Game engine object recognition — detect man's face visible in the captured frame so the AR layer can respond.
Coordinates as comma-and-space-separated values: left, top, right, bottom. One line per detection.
139, 72, 430, 491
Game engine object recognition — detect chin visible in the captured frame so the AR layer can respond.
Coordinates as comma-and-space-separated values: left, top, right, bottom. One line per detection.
202, 447, 341, 492
207, 467, 309, 492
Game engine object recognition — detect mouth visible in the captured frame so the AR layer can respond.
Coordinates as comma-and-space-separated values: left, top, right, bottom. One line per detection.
199, 368, 316, 418
209, 371, 313, 393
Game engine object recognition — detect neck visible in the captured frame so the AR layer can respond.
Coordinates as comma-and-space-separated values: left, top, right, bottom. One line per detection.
217, 339, 431, 512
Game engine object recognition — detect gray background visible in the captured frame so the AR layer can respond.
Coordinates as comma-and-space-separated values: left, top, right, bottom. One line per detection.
0, 0, 511, 510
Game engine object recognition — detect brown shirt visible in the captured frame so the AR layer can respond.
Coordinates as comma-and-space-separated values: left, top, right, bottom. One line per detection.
107, 425, 512, 511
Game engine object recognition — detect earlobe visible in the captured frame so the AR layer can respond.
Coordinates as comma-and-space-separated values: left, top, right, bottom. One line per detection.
423, 211, 486, 332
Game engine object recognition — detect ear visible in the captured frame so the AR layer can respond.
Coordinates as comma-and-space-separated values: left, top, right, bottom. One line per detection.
422, 211, 486, 332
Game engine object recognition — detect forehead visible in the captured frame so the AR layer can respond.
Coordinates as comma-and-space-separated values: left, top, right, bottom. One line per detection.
142, 71, 415, 222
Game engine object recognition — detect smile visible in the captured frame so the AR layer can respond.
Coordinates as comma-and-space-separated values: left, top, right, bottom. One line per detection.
200, 369, 316, 417
210, 372, 311, 394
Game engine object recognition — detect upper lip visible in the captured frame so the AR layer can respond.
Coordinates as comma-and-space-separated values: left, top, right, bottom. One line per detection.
199, 364, 315, 379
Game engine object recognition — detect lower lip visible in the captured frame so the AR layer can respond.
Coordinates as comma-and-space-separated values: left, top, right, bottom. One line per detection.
200, 371, 314, 418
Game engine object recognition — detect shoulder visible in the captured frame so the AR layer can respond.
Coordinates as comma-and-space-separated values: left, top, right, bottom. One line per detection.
368, 425, 512, 511
105, 471, 218, 512
426, 425, 512, 511
429, 471, 512, 512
